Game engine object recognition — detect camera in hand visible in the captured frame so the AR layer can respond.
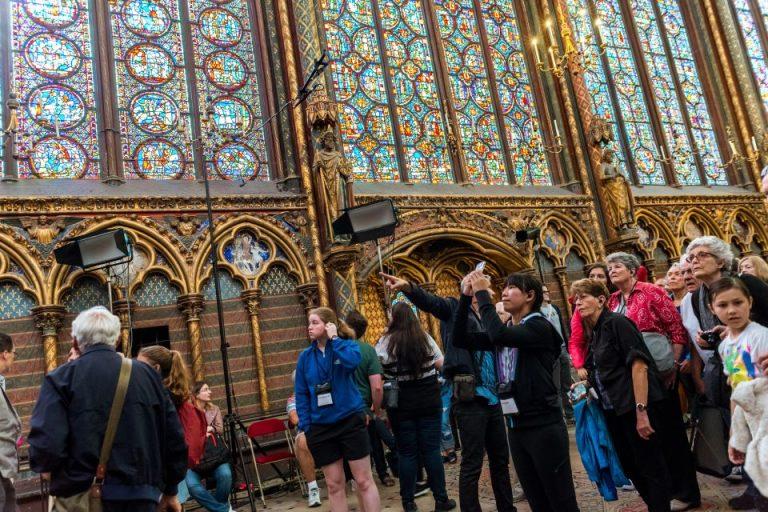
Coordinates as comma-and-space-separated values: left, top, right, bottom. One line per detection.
701, 330, 721, 347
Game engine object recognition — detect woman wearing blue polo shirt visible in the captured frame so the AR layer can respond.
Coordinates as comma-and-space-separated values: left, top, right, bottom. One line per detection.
295, 307, 381, 512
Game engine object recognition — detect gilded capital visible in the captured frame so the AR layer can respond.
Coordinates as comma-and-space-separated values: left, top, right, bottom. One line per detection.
306, 89, 339, 129
323, 245, 362, 275
32, 305, 66, 336
241, 289, 263, 317
177, 294, 205, 321
296, 282, 320, 312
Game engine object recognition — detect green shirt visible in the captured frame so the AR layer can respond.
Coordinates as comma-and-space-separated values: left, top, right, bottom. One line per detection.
353, 340, 382, 407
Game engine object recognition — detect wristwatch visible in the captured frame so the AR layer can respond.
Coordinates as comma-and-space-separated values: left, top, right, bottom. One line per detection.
636, 403, 647, 412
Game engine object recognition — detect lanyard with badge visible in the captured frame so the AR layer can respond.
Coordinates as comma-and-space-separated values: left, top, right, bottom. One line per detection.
498, 311, 544, 416
313, 341, 335, 407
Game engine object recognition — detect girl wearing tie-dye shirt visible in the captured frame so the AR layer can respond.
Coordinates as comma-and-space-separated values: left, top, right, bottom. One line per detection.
710, 278, 768, 388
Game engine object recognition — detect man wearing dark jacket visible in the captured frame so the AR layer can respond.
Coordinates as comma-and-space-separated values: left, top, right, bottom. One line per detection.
382, 273, 515, 512
29, 306, 187, 512
462, 271, 579, 512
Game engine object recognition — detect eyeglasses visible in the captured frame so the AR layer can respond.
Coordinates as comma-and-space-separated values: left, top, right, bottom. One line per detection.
685, 251, 716, 263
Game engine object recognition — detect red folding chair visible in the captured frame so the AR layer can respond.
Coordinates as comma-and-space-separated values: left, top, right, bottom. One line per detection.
246, 418, 305, 507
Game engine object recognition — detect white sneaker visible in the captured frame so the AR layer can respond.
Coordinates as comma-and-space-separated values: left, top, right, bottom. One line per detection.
308, 486, 322, 508
620, 480, 635, 491
228, 507, 235, 512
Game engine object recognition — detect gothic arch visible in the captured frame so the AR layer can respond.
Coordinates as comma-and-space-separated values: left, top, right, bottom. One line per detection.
189, 214, 312, 293
537, 212, 598, 266
634, 209, 680, 259
677, 208, 725, 248
50, 217, 190, 303
724, 207, 768, 255
0, 226, 45, 304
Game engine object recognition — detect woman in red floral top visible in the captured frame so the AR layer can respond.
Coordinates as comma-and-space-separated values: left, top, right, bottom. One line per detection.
605, 252, 701, 512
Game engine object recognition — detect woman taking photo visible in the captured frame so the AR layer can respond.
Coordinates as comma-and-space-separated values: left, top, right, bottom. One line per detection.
461, 271, 579, 512
294, 307, 380, 512
376, 302, 455, 512
606, 252, 700, 511
571, 278, 670, 512
138, 346, 233, 512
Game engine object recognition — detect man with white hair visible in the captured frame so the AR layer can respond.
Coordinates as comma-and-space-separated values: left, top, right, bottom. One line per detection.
28, 306, 187, 512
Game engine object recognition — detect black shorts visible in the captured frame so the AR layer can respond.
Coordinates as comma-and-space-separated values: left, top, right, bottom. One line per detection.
306, 413, 371, 468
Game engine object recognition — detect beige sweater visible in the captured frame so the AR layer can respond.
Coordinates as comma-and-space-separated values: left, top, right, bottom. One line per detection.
729, 378, 768, 498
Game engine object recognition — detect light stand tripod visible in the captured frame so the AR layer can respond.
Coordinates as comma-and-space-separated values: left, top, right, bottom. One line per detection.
197, 52, 329, 509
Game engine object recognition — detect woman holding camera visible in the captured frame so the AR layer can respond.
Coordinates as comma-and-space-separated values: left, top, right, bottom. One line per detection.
375, 302, 455, 512
571, 278, 671, 511
294, 307, 380, 512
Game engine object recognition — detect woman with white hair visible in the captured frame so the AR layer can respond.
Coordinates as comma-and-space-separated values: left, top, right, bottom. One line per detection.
605, 252, 701, 511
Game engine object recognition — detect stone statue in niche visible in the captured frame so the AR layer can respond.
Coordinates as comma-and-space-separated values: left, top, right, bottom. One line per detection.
314, 126, 353, 242
600, 148, 635, 232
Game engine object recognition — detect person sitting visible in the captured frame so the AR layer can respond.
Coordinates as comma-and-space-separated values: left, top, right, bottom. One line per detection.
294, 307, 380, 512
28, 307, 187, 512
571, 278, 670, 512
138, 346, 233, 512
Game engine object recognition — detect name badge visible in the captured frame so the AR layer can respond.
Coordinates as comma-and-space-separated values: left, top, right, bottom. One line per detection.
317, 392, 334, 407
500, 397, 519, 415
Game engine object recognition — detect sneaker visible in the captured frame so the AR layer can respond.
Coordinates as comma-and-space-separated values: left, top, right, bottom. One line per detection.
434, 498, 457, 511
725, 465, 743, 483
729, 492, 756, 510
403, 502, 418, 512
414, 482, 430, 497
442, 451, 457, 464
381, 474, 397, 487
620, 480, 635, 491
308, 486, 321, 508
670, 499, 699, 511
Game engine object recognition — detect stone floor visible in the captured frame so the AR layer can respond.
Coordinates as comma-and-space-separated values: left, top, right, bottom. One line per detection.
232, 428, 750, 512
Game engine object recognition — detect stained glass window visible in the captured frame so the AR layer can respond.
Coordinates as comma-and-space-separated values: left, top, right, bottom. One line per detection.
734, 0, 768, 114
189, 0, 270, 180
11, 0, 100, 178
480, 0, 551, 185
593, 0, 666, 185
320, 0, 552, 185
321, 0, 400, 182
654, 0, 725, 184
111, 0, 192, 179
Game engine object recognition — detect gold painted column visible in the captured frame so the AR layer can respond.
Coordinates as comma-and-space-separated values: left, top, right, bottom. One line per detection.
32, 305, 66, 373
274, 0, 328, 305
553, 266, 572, 321
113, 299, 135, 357
297, 282, 320, 313
177, 294, 205, 382
242, 289, 269, 412
421, 282, 442, 348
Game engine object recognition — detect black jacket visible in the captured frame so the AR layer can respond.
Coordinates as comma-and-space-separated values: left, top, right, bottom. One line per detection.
403, 284, 479, 379
454, 291, 563, 429
28, 345, 187, 500
585, 310, 665, 416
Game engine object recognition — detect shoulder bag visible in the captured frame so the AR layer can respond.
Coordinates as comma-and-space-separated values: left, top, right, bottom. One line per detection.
50, 358, 132, 512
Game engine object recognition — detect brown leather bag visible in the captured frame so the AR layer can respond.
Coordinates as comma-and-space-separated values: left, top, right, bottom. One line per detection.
50, 358, 133, 512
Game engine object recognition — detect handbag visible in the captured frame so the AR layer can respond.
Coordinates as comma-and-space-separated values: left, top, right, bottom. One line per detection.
382, 379, 399, 409
689, 396, 731, 478
452, 374, 476, 402
50, 358, 133, 512
194, 429, 231, 476
640, 331, 675, 373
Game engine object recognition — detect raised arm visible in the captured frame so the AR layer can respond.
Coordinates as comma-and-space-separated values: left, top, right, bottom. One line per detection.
381, 272, 455, 321
451, 293, 494, 351
476, 291, 555, 348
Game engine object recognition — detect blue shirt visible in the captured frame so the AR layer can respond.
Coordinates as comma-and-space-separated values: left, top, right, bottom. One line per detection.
474, 351, 499, 406
295, 337, 363, 433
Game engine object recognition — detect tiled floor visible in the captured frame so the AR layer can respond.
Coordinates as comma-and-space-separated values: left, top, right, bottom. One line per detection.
234, 428, 749, 512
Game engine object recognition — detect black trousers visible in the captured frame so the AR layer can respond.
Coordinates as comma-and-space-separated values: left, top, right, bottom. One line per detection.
102, 501, 158, 512
604, 406, 671, 512
454, 401, 515, 512
657, 388, 701, 503
507, 421, 579, 512
369, 416, 397, 478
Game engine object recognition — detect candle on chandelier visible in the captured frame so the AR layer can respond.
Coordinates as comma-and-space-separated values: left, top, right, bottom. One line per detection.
751, 136, 758, 152
729, 139, 737, 154
532, 38, 542, 65
554, 120, 561, 140
545, 19, 555, 42
548, 46, 556, 67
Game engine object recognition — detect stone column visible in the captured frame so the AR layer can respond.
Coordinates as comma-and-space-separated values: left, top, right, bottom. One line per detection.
177, 294, 205, 382
297, 283, 320, 313
421, 282, 442, 348
553, 266, 572, 321
643, 258, 657, 283
112, 299, 135, 357
32, 305, 66, 373
242, 289, 269, 412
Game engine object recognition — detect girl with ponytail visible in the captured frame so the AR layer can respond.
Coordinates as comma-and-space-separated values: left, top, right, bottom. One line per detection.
139, 346, 233, 512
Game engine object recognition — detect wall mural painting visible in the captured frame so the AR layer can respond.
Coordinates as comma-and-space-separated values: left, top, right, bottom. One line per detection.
224, 232, 271, 277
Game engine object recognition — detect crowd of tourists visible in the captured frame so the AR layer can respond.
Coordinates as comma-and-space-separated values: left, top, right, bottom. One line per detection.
1, 229, 768, 511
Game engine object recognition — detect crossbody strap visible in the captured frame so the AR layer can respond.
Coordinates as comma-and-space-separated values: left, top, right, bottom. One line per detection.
96, 358, 132, 480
